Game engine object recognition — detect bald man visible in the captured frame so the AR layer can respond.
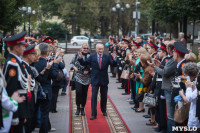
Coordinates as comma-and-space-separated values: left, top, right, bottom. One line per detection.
78, 43, 117, 120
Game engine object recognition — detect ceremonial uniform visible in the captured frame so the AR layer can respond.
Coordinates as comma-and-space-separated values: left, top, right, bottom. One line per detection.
3, 31, 28, 133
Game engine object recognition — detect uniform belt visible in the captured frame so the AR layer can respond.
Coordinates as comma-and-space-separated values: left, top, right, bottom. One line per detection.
18, 89, 27, 94
156, 78, 162, 81
172, 84, 180, 88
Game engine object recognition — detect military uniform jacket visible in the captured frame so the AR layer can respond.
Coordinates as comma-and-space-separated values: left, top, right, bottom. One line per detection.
3, 53, 28, 119
22, 61, 36, 118
151, 52, 157, 59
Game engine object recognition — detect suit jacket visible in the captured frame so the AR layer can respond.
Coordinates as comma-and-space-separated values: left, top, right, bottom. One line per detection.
154, 56, 177, 91
78, 53, 117, 86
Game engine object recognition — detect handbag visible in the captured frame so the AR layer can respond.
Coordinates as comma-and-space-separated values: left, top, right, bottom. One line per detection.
55, 69, 65, 81
120, 67, 129, 79
142, 93, 158, 107
174, 101, 190, 123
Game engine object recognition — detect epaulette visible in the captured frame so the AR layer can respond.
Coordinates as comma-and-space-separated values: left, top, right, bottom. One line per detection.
11, 58, 17, 63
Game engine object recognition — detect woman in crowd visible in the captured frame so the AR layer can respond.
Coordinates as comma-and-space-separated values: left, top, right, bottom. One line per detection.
70, 43, 91, 116
182, 62, 200, 131
134, 53, 154, 112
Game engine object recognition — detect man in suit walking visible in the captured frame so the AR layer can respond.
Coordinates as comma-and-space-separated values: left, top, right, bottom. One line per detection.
78, 43, 117, 120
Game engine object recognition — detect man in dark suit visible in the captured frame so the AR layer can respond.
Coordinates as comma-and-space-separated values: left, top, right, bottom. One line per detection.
78, 43, 117, 120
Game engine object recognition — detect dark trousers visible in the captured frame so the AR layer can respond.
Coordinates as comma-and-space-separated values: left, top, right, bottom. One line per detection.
124, 79, 130, 94
91, 84, 108, 116
31, 100, 40, 132
155, 98, 167, 131
39, 98, 51, 133
51, 87, 60, 111
9, 119, 25, 133
130, 79, 135, 101
75, 81, 89, 108
117, 67, 122, 81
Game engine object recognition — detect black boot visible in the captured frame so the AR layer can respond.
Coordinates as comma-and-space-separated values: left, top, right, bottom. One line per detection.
75, 107, 80, 115
80, 108, 85, 116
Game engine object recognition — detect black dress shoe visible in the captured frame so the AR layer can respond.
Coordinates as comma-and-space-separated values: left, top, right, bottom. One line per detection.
80, 108, 85, 116
116, 81, 121, 83
51, 110, 58, 113
103, 112, 107, 116
129, 101, 135, 105
122, 92, 129, 95
90, 116, 97, 120
144, 114, 151, 118
131, 107, 137, 110
118, 87, 124, 89
75, 108, 80, 115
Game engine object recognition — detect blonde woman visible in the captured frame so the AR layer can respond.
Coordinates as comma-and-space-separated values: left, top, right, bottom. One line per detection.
70, 43, 91, 116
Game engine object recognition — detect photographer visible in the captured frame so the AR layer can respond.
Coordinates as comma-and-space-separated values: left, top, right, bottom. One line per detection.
34, 43, 61, 133
51, 49, 65, 113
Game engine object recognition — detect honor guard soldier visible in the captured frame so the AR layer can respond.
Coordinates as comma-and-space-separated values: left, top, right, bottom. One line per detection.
3, 31, 30, 133
22, 43, 36, 133
171, 42, 189, 107
151, 43, 168, 131
148, 41, 159, 59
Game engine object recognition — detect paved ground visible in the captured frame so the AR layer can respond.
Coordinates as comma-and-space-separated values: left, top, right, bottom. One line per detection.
33, 53, 156, 133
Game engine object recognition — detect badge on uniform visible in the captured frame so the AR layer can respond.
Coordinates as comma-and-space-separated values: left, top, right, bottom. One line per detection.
11, 58, 16, 63
165, 59, 168, 62
9, 69, 16, 77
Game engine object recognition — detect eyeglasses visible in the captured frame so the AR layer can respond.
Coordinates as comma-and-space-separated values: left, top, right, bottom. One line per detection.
83, 48, 89, 50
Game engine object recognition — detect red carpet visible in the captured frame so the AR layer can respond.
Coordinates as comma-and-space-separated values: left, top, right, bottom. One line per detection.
85, 85, 111, 133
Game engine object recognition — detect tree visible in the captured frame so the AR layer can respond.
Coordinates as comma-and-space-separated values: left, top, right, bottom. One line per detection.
0, 0, 26, 34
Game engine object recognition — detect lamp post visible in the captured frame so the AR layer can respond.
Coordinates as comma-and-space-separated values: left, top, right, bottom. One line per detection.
134, 0, 140, 38
112, 2, 130, 36
27, 7, 36, 36
20, 7, 36, 36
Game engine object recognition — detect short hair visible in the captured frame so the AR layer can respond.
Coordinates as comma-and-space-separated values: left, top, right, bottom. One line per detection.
179, 32, 184, 36
182, 62, 198, 77
96, 43, 104, 49
39, 43, 49, 55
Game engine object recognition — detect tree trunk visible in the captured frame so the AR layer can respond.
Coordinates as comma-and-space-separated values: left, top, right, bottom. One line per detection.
192, 19, 195, 51
172, 22, 178, 39
152, 20, 155, 36
182, 16, 187, 41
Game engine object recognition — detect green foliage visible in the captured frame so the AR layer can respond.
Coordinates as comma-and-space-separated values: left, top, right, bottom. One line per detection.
0, 0, 26, 33
39, 21, 69, 39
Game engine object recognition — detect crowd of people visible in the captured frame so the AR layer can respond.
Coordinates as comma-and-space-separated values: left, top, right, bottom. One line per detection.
105, 34, 200, 132
0, 30, 200, 133
0, 31, 69, 133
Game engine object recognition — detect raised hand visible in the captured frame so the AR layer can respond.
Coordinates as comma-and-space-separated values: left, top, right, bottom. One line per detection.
111, 52, 117, 59
153, 59, 161, 67
78, 51, 83, 58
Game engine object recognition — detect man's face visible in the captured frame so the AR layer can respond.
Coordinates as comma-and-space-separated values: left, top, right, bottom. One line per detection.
147, 46, 154, 54
28, 54, 36, 63
16, 44, 25, 56
96, 45, 104, 55
136, 37, 142, 43
158, 50, 165, 59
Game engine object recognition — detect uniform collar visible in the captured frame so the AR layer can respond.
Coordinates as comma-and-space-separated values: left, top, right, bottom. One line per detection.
10, 52, 22, 63
161, 56, 167, 62
151, 52, 156, 57
22, 60, 29, 67
177, 59, 185, 68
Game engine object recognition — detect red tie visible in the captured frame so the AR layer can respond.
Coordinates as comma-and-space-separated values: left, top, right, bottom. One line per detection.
99, 55, 101, 69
